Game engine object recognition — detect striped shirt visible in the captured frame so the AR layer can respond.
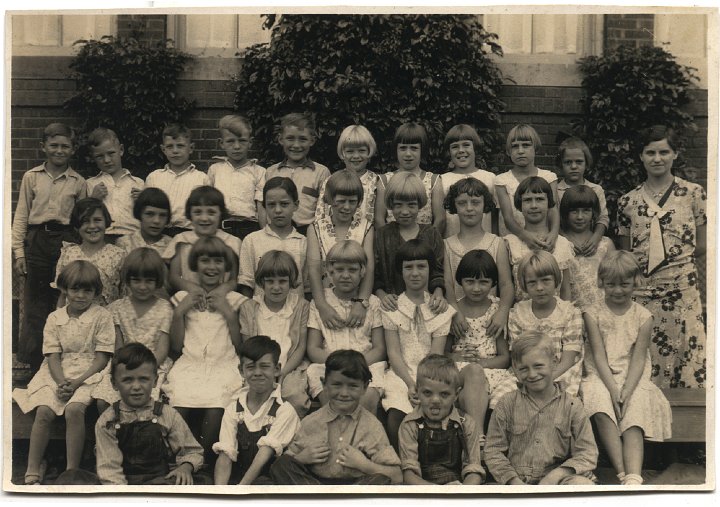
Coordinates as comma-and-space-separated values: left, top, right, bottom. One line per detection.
86, 169, 144, 235
484, 385, 598, 485
145, 164, 210, 228
207, 157, 266, 219
265, 159, 331, 226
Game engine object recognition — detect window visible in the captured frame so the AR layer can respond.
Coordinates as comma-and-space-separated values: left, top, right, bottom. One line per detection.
170, 14, 271, 56
12, 14, 116, 56
654, 14, 708, 88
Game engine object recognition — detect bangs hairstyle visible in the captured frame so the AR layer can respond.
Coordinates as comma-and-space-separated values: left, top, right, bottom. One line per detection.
185, 185, 228, 220
87, 127, 120, 147
639, 124, 679, 152
133, 187, 171, 220
218, 114, 252, 137
556, 136, 592, 169
263, 176, 298, 204
111, 342, 158, 379
384, 172, 428, 209
120, 247, 167, 285
324, 349, 372, 384
337, 125, 377, 158
394, 238, 434, 273
506, 123, 541, 155
597, 250, 644, 288
239, 335, 281, 365
511, 330, 555, 365
443, 177, 494, 214
326, 240, 367, 268
455, 250, 498, 287
188, 236, 232, 272
517, 250, 562, 292
70, 197, 112, 229
444, 124, 482, 162
43, 122, 76, 144
394, 122, 429, 164
162, 123, 192, 142
324, 169, 364, 204
559, 185, 600, 231
56, 260, 103, 295
278, 112, 317, 138
514, 176, 555, 211
254, 250, 300, 288
417, 354, 461, 389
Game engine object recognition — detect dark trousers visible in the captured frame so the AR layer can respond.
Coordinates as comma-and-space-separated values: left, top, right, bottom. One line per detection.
269, 454, 391, 485
18, 228, 73, 371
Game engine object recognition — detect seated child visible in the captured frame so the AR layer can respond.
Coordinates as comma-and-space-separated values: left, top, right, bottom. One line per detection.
85, 127, 144, 241
307, 240, 387, 413
270, 350, 402, 485
209, 114, 267, 240
213, 336, 301, 485
95, 343, 208, 485
399, 354, 485, 485
485, 331, 598, 485
13, 260, 114, 485
239, 250, 310, 417
116, 187, 172, 255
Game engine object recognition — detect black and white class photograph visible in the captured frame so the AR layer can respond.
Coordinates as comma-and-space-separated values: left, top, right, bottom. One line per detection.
2, 2, 716, 495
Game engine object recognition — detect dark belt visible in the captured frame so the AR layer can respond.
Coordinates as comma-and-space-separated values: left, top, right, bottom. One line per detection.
222, 216, 254, 229
28, 221, 71, 232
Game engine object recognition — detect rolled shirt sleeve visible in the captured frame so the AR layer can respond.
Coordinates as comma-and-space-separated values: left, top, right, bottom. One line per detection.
256, 402, 301, 457
212, 403, 241, 462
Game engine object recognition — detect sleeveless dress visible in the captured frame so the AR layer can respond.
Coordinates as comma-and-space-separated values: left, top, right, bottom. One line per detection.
444, 232, 504, 300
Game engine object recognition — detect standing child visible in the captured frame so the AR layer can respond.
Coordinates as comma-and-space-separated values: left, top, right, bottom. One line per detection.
307, 240, 387, 413
213, 336, 301, 485
163, 185, 241, 305
448, 251, 515, 430
208, 114, 267, 240
93, 248, 173, 412
560, 186, 614, 311
485, 332, 598, 485
382, 239, 456, 450
12, 123, 86, 371
95, 343, 208, 485
508, 251, 584, 397
374, 172, 446, 313
116, 188, 172, 255
53, 198, 126, 307
309, 170, 375, 329
375, 122, 441, 228
399, 354, 485, 485
504, 176, 574, 302
265, 113, 331, 236
239, 251, 311, 417
270, 350, 402, 485
556, 136, 609, 256
13, 261, 114, 485
85, 127, 144, 242
163, 237, 246, 463
145, 123, 210, 237
442, 178, 513, 342
238, 177, 308, 298
580, 251, 672, 486
435, 124, 497, 237
495, 124, 560, 249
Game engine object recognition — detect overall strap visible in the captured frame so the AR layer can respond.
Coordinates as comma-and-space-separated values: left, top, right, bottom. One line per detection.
236, 399, 245, 413
268, 399, 281, 418
107, 401, 123, 429
152, 401, 164, 417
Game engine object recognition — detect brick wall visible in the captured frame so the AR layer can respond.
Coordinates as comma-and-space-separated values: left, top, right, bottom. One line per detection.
604, 14, 655, 51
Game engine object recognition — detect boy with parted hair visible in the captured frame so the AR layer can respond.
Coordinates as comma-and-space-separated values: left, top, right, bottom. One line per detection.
484, 331, 598, 486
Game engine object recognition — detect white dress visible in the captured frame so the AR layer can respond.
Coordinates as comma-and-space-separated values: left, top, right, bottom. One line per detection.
161, 230, 242, 286
440, 169, 496, 237
13, 305, 115, 416
444, 232, 504, 300
580, 301, 672, 441
163, 291, 246, 408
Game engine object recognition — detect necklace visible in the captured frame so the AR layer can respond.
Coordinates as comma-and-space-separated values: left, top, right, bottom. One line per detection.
645, 178, 674, 198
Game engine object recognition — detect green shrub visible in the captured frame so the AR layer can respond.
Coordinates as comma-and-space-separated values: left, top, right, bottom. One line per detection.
65, 36, 194, 179
571, 44, 699, 227
234, 14, 506, 173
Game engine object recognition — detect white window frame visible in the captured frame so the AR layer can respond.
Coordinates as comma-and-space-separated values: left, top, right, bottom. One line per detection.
168, 14, 271, 58
11, 14, 117, 56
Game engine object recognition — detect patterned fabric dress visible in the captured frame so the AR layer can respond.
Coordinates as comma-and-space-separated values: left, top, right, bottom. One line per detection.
444, 233, 504, 300
381, 170, 437, 225
569, 236, 613, 312
580, 301, 672, 441
53, 242, 126, 305
617, 177, 706, 388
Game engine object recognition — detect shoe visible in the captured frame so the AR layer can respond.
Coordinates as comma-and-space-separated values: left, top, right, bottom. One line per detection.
622, 473, 643, 485
24, 473, 41, 485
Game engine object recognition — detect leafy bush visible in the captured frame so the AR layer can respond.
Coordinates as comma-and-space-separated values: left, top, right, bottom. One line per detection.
65, 36, 194, 179
234, 14, 506, 173
571, 44, 699, 225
